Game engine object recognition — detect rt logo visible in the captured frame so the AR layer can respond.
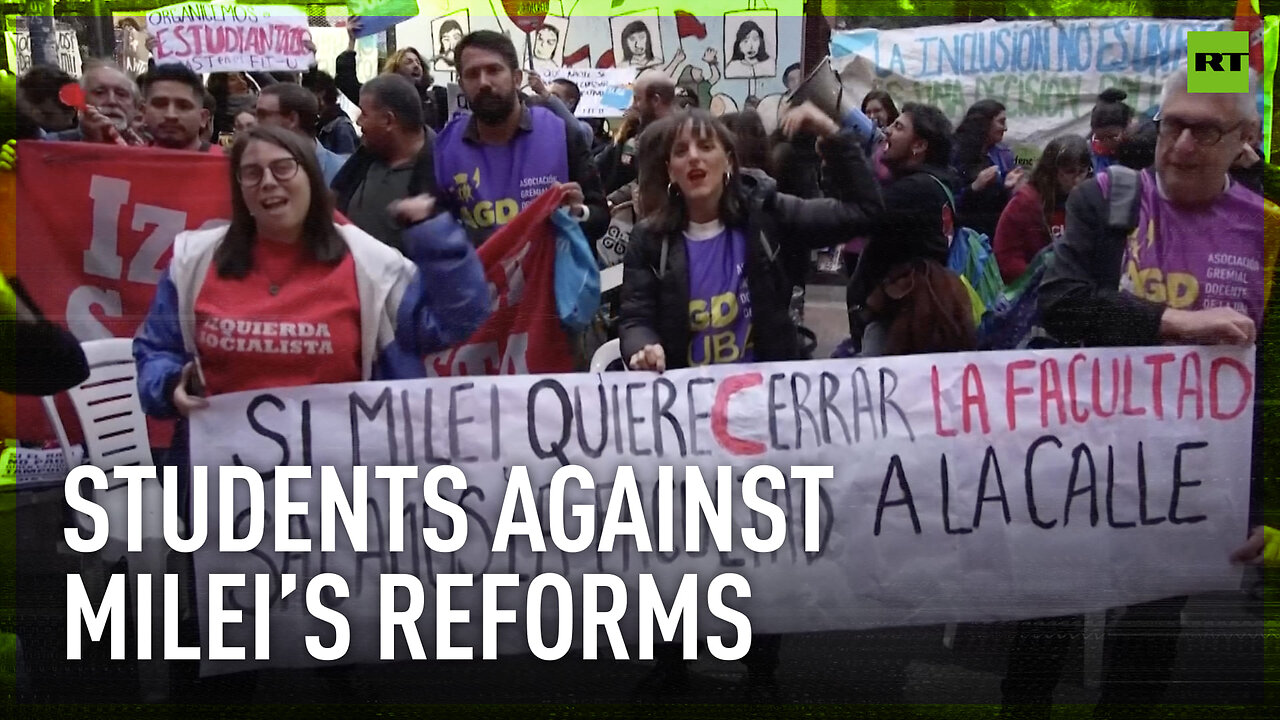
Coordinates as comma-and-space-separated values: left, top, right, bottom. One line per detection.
1187, 31, 1250, 93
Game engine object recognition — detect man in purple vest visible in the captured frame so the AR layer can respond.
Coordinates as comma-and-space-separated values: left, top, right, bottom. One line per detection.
434, 30, 608, 246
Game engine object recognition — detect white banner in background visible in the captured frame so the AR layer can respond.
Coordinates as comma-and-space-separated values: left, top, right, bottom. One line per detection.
830, 17, 1231, 162
147, 2, 315, 73
549, 68, 638, 118
190, 346, 1253, 673
5, 19, 83, 78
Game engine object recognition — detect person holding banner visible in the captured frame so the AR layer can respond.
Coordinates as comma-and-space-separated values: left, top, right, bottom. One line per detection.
47, 60, 146, 146
1010, 65, 1274, 717
951, 99, 1024, 240
622, 103, 880, 370
134, 124, 490, 418
1232, 526, 1280, 567
434, 31, 608, 246
619, 102, 880, 692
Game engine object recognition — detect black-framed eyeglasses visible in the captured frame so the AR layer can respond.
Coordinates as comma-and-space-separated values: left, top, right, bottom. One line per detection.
237, 157, 300, 186
1155, 118, 1244, 147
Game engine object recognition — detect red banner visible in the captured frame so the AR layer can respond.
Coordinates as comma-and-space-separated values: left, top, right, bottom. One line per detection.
424, 186, 576, 377
14, 143, 576, 444
1234, 0, 1263, 74
16, 142, 233, 445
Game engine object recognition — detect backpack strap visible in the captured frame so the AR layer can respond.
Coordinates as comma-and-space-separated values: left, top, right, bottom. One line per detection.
924, 172, 957, 214
757, 228, 780, 265
1104, 165, 1142, 232
923, 172, 958, 248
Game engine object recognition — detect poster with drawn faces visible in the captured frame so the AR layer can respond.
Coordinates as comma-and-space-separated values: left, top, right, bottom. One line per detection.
724, 11, 777, 80
522, 16, 568, 78
610, 11, 662, 70
431, 10, 469, 77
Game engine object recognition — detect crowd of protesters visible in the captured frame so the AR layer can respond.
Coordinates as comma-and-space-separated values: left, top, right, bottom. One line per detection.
2, 15, 1278, 712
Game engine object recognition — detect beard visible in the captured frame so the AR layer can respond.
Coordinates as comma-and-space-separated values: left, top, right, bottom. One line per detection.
471, 89, 517, 125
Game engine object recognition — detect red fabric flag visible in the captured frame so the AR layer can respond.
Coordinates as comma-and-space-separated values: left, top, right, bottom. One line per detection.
16, 142, 233, 446
675, 10, 708, 40
422, 186, 575, 377
562, 44, 591, 67
1234, 0, 1263, 74
596, 49, 615, 68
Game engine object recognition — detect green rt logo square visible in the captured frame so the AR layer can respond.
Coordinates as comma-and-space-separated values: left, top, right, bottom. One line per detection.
1188, 31, 1250, 93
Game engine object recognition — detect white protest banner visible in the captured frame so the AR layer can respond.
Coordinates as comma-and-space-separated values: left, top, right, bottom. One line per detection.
188, 346, 1253, 673
147, 2, 315, 74
446, 82, 469, 122
830, 17, 1230, 162
5, 18, 83, 78
549, 68, 638, 118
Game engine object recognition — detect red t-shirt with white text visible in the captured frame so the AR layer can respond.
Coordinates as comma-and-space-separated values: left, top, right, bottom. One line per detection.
193, 239, 361, 396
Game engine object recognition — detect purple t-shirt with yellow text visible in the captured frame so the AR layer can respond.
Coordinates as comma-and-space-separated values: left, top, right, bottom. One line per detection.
685, 223, 754, 366
1117, 171, 1267, 328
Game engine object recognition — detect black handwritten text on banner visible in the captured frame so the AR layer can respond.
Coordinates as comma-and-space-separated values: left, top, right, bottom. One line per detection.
175, 346, 1252, 672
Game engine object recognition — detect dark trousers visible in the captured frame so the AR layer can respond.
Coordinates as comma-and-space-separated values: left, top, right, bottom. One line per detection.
1001, 595, 1188, 717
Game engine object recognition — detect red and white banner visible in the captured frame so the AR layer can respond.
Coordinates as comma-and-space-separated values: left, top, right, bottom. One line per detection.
424, 185, 577, 377
147, 2, 315, 74
16, 142, 233, 445
17, 142, 233, 343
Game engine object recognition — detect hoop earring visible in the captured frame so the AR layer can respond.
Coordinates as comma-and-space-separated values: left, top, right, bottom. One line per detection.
667, 182, 679, 197
724, 171, 732, 186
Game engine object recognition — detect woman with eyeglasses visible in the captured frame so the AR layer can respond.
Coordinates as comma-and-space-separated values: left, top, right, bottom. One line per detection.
992, 135, 1092, 283
1089, 88, 1135, 176
134, 124, 489, 418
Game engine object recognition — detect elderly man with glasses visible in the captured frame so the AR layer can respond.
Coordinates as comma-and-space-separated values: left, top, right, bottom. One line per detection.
1041, 64, 1272, 349
1001, 64, 1277, 718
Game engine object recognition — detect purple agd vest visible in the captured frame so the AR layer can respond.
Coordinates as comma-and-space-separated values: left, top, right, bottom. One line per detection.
434, 106, 570, 233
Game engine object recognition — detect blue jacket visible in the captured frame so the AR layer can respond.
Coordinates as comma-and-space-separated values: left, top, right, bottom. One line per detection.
316, 139, 350, 187
134, 215, 490, 418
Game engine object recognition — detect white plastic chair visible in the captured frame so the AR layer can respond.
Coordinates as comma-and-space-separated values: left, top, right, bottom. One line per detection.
599, 263, 624, 293
41, 338, 170, 701
590, 338, 625, 373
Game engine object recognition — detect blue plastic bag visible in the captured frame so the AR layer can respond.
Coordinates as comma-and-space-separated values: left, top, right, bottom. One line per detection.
550, 208, 601, 332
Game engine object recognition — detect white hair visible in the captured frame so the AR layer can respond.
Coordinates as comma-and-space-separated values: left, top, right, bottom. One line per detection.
80, 59, 141, 102
1159, 62, 1259, 124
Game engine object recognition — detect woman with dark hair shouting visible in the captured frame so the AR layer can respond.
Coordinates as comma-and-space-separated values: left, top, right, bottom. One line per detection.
619, 103, 881, 372
618, 103, 880, 694
134, 124, 489, 417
